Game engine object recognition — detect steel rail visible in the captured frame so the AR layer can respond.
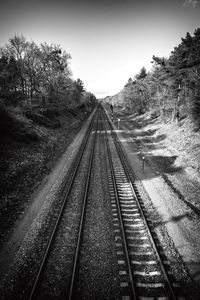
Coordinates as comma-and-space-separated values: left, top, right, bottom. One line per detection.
28, 109, 98, 300
68, 109, 100, 300
104, 127, 137, 300
103, 107, 178, 300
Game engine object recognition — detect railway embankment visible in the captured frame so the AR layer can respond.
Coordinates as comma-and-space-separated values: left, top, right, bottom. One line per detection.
0, 105, 200, 299
0, 104, 94, 246
108, 106, 200, 290
111, 107, 200, 214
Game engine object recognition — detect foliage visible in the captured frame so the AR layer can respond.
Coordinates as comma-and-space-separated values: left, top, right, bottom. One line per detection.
74, 78, 85, 92
108, 27, 200, 125
0, 104, 39, 142
0, 35, 96, 110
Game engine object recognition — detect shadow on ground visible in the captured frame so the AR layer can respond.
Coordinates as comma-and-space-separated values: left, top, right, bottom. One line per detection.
118, 125, 183, 175
154, 212, 192, 227
114, 110, 159, 128
112, 110, 184, 180
146, 155, 183, 174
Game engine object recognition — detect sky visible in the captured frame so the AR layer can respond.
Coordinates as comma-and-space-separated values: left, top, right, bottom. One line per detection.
0, 0, 200, 98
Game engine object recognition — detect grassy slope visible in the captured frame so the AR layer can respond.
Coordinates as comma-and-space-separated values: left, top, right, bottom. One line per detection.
0, 104, 93, 244
105, 102, 200, 184
144, 112, 200, 174
114, 105, 200, 179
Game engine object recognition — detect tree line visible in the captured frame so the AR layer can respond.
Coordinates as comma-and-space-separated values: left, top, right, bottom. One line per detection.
0, 35, 96, 109
110, 28, 200, 126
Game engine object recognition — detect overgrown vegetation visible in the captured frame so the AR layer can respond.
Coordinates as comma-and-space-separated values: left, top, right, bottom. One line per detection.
106, 28, 200, 127
0, 35, 97, 243
0, 34, 96, 110
0, 101, 94, 243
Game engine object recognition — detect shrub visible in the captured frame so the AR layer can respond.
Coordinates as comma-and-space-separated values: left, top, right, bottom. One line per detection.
25, 111, 61, 129
0, 104, 39, 142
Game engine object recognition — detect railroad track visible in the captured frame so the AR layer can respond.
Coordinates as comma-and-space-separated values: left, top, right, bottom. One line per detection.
27, 108, 100, 299
29, 106, 185, 299
103, 107, 184, 300
0, 106, 187, 299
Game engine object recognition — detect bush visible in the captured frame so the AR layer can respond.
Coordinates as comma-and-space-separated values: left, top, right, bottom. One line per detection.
0, 104, 39, 142
25, 111, 61, 128
1, 91, 26, 106
42, 109, 60, 118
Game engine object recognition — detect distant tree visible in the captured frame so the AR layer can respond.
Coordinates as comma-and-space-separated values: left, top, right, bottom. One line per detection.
7, 35, 28, 97
135, 66, 147, 80
37, 42, 71, 103
74, 78, 85, 92
0, 35, 72, 107
134, 67, 150, 113
152, 55, 166, 67
108, 27, 200, 125
0, 55, 21, 104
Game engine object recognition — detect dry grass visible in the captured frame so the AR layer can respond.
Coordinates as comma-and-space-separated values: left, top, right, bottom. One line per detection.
155, 117, 200, 172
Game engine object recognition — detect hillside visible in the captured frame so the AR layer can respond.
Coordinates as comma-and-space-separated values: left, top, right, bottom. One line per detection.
110, 104, 200, 170
0, 103, 94, 244
107, 104, 200, 211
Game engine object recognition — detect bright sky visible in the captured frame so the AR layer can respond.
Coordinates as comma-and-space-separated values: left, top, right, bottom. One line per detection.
0, 0, 200, 98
